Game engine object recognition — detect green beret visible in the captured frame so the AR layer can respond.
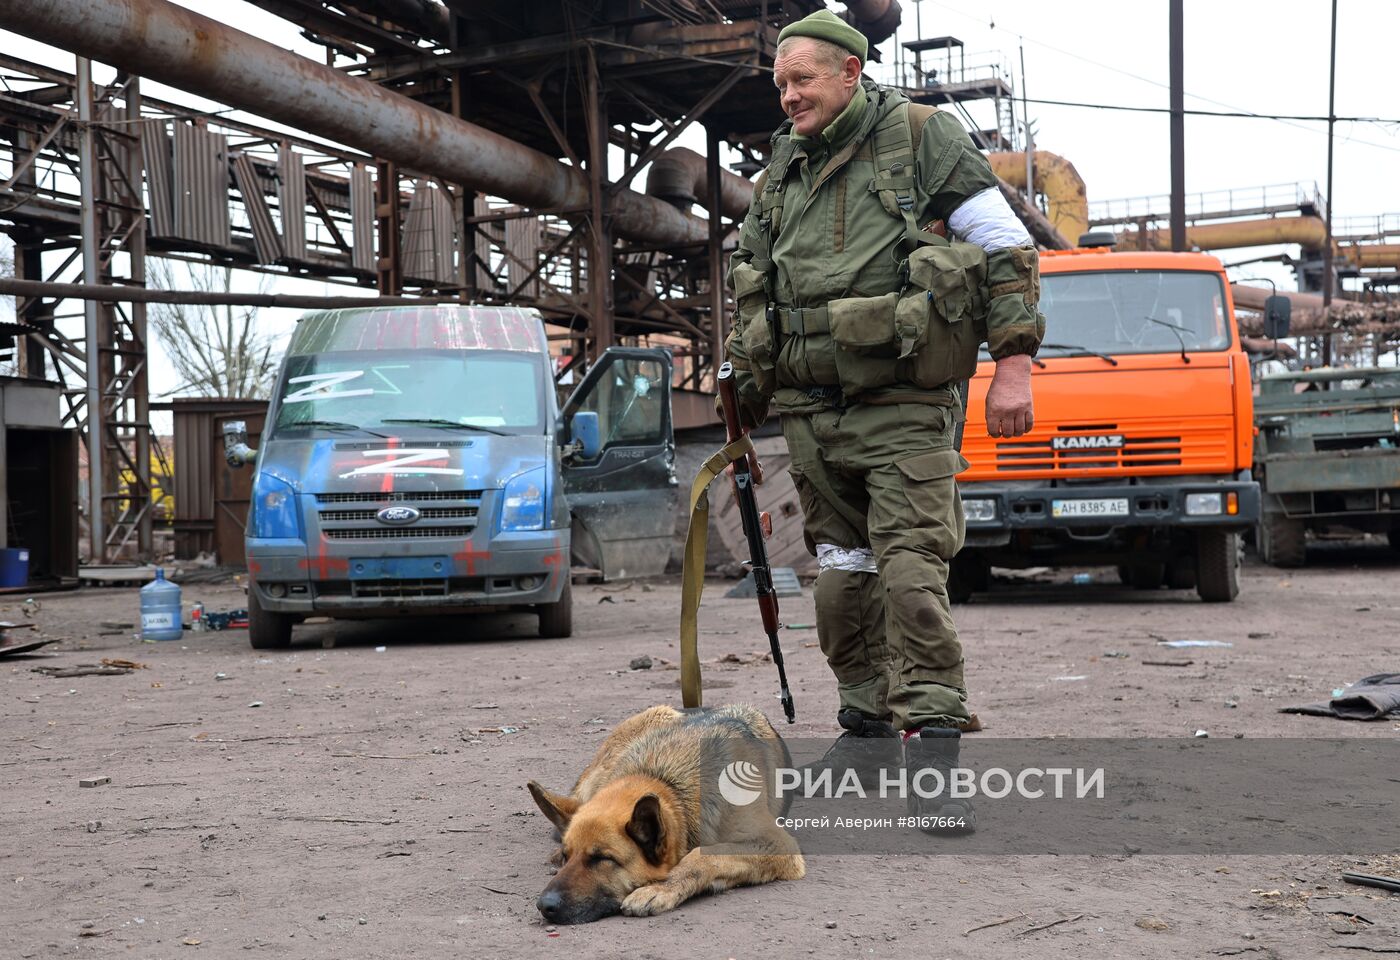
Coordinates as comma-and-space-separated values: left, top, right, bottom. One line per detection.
777, 9, 867, 65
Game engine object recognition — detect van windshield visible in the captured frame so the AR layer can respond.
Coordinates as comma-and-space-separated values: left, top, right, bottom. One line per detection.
1032, 270, 1231, 358
271, 350, 546, 435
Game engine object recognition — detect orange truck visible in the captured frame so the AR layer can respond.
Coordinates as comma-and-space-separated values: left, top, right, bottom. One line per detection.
955, 245, 1260, 602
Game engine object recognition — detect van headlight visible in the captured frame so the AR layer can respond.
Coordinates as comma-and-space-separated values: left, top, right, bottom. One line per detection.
500, 467, 547, 531
963, 498, 998, 522
1185, 492, 1223, 516
250, 472, 302, 540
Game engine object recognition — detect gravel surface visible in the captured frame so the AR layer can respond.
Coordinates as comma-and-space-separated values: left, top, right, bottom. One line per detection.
4, 541, 1399, 958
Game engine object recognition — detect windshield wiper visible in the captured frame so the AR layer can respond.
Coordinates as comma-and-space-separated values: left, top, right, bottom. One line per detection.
379, 417, 511, 436
1039, 342, 1119, 366
283, 419, 363, 431
1144, 316, 1192, 364
282, 419, 395, 438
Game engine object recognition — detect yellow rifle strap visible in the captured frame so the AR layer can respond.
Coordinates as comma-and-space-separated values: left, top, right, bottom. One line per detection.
679, 434, 756, 709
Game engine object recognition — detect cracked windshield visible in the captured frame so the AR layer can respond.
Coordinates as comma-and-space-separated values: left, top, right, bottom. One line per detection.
1037, 270, 1231, 357
272, 350, 545, 434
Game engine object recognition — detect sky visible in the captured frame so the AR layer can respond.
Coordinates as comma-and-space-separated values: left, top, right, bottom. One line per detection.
2, 0, 1398, 403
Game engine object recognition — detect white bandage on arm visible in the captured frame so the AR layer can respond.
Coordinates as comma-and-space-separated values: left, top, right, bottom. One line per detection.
816, 543, 879, 574
947, 186, 1033, 252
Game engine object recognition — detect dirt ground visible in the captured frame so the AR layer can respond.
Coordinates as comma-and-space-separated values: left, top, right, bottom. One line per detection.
4, 543, 1400, 959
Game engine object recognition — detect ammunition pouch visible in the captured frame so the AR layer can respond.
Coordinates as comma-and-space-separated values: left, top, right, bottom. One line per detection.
732, 261, 777, 397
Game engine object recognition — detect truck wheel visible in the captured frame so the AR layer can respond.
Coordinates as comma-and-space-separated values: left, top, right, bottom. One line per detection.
1195, 531, 1241, 602
1258, 513, 1306, 568
537, 578, 573, 638
248, 589, 294, 649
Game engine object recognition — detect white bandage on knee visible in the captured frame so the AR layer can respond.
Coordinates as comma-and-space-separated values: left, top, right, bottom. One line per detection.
947, 186, 1033, 252
816, 543, 879, 574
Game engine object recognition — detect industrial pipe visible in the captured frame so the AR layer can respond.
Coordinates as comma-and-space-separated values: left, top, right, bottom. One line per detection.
844, 0, 902, 47
645, 148, 754, 221
0, 276, 466, 309
988, 151, 1089, 246
1133, 216, 1328, 253
0, 0, 710, 247
1342, 243, 1400, 270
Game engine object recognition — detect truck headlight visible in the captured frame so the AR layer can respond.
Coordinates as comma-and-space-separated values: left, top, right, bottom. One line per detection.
963, 498, 998, 522
500, 467, 547, 531
1185, 492, 1223, 516
250, 472, 302, 539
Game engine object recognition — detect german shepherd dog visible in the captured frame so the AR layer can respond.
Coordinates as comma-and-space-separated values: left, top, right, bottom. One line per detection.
527, 704, 805, 924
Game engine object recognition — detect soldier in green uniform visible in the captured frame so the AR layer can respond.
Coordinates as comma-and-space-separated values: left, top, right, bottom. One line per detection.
723, 10, 1044, 829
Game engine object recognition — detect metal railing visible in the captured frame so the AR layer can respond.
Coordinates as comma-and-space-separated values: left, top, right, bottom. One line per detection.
1089, 181, 1325, 227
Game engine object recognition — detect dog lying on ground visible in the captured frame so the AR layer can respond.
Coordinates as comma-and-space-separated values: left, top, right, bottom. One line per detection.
526, 704, 805, 924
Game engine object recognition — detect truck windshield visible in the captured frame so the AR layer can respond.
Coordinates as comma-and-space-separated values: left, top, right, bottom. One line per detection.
271, 350, 545, 436
1037, 270, 1230, 358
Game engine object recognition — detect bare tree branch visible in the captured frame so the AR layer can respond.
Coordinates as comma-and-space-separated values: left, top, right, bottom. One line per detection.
148, 261, 281, 399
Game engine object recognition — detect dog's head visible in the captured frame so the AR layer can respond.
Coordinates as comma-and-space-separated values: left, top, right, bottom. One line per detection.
527, 777, 678, 924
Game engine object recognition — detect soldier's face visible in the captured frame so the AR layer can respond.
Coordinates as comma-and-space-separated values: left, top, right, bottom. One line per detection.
773, 40, 861, 138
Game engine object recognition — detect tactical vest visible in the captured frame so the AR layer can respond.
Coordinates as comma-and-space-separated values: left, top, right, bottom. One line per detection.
733, 89, 988, 402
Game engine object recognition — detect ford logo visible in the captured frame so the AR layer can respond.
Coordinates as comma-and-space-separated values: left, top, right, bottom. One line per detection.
376, 505, 421, 525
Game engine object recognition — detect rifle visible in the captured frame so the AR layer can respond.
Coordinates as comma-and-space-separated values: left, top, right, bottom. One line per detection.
716, 362, 795, 723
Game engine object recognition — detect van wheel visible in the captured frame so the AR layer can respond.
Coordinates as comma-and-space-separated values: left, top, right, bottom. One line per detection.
538, 578, 573, 638
248, 589, 294, 649
1195, 531, 1241, 602
1257, 512, 1306, 568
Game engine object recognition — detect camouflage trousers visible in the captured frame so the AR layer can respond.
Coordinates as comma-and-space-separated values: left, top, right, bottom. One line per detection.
782, 401, 969, 732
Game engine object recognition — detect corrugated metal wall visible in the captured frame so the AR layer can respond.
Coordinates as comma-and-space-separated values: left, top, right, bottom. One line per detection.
172, 123, 231, 247
505, 211, 539, 297
141, 118, 176, 238
350, 164, 375, 273
402, 179, 457, 285
278, 147, 306, 261
231, 153, 282, 263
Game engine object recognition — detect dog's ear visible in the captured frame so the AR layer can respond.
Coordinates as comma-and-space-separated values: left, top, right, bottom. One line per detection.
625, 793, 666, 866
527, 781, 580, 833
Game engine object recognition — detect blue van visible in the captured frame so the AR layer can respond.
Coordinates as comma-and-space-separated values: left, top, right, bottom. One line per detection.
224, 304, 676, 648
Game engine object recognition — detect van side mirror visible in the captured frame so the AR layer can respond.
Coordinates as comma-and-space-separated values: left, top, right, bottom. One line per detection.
569, 411, 601, 460
223, 420, 257, 468
1263, 295, 1291, 339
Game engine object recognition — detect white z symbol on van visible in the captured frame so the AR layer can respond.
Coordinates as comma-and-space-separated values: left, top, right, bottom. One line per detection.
284, 370, 375, 403
339, 448, 465, 478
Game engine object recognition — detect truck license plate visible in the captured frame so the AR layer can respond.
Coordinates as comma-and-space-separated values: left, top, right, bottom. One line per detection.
1052, 498, 1129, 518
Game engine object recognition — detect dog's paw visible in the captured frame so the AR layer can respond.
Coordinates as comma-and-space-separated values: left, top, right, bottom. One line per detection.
621, 883, 684, 917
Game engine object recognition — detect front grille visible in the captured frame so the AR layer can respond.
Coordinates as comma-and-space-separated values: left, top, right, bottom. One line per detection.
351, 578, 449, 598
317, 506, 479, 522
315, 490, 483, 504
995, 436, 1183, 473
323, 526, 475, 540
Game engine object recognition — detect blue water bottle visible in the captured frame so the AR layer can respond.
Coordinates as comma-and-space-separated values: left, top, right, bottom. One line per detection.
140, 568, 184, 641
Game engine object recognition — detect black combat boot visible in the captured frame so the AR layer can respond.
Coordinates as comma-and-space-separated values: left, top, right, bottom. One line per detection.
903, 726, 976, 835
805, 709, 901, 792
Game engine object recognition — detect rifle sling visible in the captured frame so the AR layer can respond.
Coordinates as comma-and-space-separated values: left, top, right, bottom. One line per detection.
679, 434, 756, 709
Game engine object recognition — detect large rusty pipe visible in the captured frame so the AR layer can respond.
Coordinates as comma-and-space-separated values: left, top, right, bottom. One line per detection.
0, 0, 710, 247
844, 0, 902, 46
1134, 216, 1328, 252
988, 150, 1089, 246
645, 148, 753, 221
